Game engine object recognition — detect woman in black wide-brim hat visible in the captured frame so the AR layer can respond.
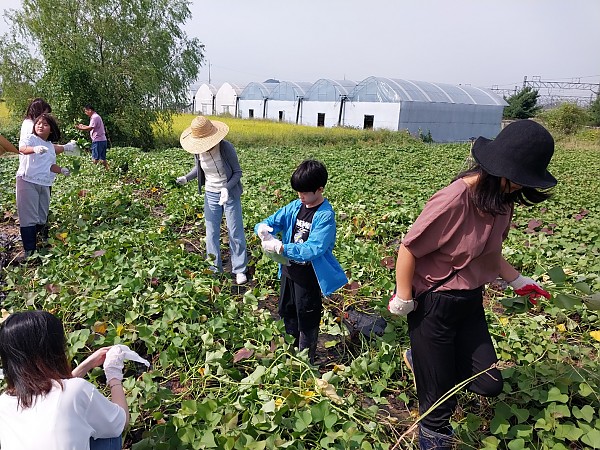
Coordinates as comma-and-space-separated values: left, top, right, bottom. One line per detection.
389, 119, 557, 449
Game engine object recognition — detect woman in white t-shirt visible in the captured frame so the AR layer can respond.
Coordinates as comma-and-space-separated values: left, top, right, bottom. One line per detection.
17, 113, 76, 258
0, 310, 129, 450
19, 97, 52, 145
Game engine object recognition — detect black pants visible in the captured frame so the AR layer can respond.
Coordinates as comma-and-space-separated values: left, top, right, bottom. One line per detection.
408, 288, 503, 432
279, 274, 321, 362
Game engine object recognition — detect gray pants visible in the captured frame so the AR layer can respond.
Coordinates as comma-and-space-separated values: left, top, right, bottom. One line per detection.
16, 177, 51, 227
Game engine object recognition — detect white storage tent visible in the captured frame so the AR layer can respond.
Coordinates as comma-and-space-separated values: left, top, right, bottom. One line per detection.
215, 82, 246, 116
194, 83, 217, 115
265, 81, 312, 124
345, 77, 507, 141
302, 79, 357, 127
238, 82, 279, 119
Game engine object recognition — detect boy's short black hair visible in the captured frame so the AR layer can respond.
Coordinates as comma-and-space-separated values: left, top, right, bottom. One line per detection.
290, 159, 328, 193
83, 104, 94, 111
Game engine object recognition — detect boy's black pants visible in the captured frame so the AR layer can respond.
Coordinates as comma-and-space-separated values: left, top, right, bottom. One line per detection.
279, 274, 321, 362
408, 287, 503, 432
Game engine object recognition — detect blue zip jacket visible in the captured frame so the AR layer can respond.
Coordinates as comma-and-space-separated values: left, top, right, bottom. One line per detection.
254, 199, 348, 296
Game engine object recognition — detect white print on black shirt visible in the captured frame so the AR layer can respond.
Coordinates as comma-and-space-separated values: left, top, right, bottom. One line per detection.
294, 219, 312, 244
292, 218, 312, 265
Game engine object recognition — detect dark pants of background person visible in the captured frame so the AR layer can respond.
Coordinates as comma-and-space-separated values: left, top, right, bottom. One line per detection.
408, 287, 503, 433
278, 274, 321, 363
90, 436, 121, 449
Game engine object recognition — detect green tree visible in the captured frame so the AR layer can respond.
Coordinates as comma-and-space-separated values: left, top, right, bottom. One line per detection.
0, 0, 204, 148
588, 95, 600, 126
503, 86, 542, 119
540, 103, 589, 135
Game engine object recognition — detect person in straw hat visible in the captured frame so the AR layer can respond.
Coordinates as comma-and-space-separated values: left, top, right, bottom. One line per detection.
176, 116, 248, 284
389, 119, 556, 449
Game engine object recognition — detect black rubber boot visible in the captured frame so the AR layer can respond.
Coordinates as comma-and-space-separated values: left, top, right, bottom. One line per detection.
419, 425, 455, 450
36, 223, 50, 246
20, 226, 37, 258
299, 327, 319, 364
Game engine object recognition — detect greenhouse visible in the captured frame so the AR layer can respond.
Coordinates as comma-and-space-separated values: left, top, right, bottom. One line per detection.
344, 77, 507, 141
194, 83, 217, 115
302, 79, 357, 127
265, 81, 313, 124
238, 81, 280, 119
215, 82, 246, 116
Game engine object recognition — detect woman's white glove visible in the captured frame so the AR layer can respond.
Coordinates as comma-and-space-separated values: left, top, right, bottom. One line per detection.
103, 344, 150, 382
176, 176, 188, 185
508, 274, 550, 305
257, 223, 274, 241
218, 187, 229, 205
33, 145, 47, 154
60, 167, 71, 176
388, 295, 415, 316
262, 238, 283, 254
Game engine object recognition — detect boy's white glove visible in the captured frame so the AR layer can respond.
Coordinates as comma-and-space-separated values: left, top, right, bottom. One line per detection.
257, 223, 274, 241
63, 141, 79, 155
33, 145, 47, 154
262, 239, 283, 254
60, 167, 71, 176
218, 187, 229, 205
388, 295, 415, 316
103, 344, 150, 382
176, 176, 187, 185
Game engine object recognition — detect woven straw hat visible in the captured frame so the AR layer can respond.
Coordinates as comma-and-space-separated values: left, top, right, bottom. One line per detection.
180, 116, 229, 154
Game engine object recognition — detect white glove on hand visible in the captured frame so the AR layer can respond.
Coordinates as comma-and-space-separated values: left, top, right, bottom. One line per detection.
103, 344, 150, 382
508, 274, 550, 305
388, 295, 415, 316
262, 239, 283, 254
257, 223, 274, 241
63, 140, 79, 155
33, 145, 47, 154
218, 187, 229, 206
176, 176, 187, 185
60, 167, 71, 176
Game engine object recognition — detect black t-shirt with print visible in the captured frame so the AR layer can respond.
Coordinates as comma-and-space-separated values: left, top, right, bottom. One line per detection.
282, 203, 321, 289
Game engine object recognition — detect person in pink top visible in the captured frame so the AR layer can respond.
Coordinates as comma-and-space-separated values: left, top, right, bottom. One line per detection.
389, 120, 556, 449
76, 104, 108, 169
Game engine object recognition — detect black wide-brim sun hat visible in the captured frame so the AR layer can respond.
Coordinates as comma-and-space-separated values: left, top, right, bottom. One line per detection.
471, 120, 557, 189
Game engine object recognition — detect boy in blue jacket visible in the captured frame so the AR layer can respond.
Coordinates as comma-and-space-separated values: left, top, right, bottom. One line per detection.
255, 160, 347, 363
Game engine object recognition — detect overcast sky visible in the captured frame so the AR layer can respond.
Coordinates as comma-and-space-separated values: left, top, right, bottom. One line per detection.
2, 0, 599, 94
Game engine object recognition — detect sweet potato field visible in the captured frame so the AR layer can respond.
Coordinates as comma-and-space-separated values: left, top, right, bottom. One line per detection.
0, 120, 599, 449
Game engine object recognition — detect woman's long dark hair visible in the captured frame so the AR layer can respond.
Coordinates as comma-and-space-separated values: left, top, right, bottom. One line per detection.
0, 311, 72, 409
455, 164, 553, 216
33, 113, 61, 143
24, 98, 52, 121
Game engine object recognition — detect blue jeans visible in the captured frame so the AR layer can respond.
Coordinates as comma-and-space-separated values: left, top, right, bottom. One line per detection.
92, 140, 108, 160
90, 436, 121, 450
204, 190, 247, 274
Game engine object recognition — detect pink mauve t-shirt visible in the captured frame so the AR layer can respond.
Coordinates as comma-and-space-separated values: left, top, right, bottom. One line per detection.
402, 178, 512, 296
89, 113, 106, 142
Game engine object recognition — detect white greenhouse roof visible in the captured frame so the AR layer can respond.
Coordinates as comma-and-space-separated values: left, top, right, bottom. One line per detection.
239, 82, 279, 100
197, 83, 218, 95
349, 77, 507, 106
305, 79, 357, 101
268, 81, 313, 101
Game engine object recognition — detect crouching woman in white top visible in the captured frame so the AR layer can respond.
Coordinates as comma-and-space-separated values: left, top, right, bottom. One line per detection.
0, 310, 128, 450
